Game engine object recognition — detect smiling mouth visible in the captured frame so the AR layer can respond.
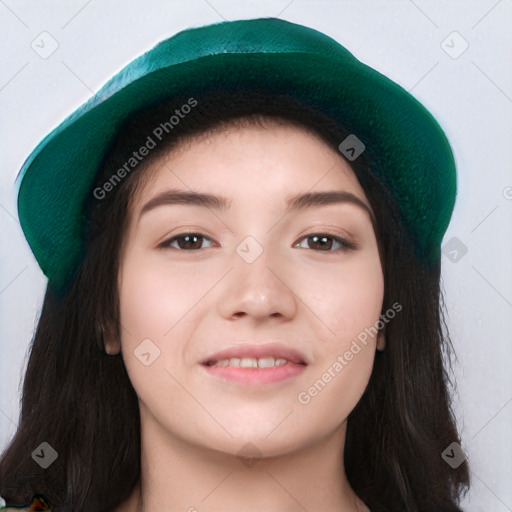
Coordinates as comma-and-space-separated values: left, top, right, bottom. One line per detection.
203, 356, 307, 368
201, 355, 307, 385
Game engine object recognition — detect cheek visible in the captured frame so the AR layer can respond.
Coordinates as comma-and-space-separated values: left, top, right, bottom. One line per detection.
293, 253, 383, 415
297, 253, 384, 343
119, 267, 173, 341
117, 254, 188, 394
117, 255, 194, 407
118, 251, 222, 379
119, 251, 201, 342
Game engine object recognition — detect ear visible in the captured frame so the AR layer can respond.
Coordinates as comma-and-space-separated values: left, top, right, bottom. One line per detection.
104, 337, 121, 355
376, 330, 386, 351
100, 324, 121, 355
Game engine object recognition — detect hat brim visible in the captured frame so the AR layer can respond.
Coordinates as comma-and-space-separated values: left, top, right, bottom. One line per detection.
16, 18, 456, 288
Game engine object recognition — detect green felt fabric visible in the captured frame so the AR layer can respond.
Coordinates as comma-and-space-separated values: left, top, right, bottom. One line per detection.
16, 17, 456, 289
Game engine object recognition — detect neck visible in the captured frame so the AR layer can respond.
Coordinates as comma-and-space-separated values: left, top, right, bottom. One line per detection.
121, 413, 367, 512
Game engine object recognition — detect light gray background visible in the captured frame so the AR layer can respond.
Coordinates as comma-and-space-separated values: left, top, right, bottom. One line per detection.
1, 1, 511, 510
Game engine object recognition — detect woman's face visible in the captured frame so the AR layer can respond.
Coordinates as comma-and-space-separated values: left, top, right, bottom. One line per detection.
113, 120, 384, 458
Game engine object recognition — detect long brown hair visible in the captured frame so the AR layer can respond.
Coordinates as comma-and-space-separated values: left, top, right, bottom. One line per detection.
0, 90, 470, 511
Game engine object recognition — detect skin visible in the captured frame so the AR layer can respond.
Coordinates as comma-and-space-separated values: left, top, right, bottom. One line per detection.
106, 121, 385, 512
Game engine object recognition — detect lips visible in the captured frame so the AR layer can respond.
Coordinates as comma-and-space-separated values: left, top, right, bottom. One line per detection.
201, 343, 308, 366
200, 343, 308, 385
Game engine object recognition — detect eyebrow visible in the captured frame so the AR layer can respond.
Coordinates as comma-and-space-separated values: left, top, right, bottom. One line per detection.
139, 189, 374, 223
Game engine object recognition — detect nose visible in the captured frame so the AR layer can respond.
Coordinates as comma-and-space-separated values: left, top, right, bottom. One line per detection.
216, 245, 298, 324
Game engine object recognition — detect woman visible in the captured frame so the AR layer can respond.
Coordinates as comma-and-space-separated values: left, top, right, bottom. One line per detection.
0, 17, 469, 511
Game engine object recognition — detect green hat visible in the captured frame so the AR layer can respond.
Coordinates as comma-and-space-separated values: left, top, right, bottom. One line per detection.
16, 17, 456, 289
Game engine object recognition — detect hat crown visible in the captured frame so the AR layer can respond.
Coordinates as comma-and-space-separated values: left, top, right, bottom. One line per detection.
151, 17, 354, 63
97, 18, 355, 103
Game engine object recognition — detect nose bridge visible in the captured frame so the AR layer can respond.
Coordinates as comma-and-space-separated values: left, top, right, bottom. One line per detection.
217, 234, 298, 321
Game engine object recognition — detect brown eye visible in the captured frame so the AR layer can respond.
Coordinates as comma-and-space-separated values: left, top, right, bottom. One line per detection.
294, 234, 356, 251
161, 233, 215, 250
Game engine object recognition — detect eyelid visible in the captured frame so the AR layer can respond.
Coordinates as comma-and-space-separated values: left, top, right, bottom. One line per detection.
295, 224, 358, 247
158, 232, 217, 250
155, 224, 218, 247
294, 232, 358, 251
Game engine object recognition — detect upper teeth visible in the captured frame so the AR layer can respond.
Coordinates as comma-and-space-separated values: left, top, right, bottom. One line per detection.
214, 357, 289, 368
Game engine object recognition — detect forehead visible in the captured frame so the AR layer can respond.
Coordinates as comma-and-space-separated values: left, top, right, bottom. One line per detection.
132, 122, 368, 210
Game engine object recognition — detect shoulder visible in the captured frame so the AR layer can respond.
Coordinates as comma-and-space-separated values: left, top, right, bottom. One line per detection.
0, 495, 52, 511
1, 507, 52, 511
2, 508, 48, 512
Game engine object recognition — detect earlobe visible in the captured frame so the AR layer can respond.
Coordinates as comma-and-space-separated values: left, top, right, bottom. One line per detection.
376, 331, 386, 352
99, 324, 121, 355
104, 340, 121, 355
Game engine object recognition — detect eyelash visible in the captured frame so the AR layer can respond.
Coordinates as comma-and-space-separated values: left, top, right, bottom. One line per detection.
159, 232, 357, 252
